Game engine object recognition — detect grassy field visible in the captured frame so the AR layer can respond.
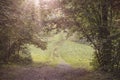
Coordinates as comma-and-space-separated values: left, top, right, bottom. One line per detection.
28, 32, 94, 69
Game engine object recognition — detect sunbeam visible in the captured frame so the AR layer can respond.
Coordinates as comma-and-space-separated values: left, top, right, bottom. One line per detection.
43, 0, 51, 2
34, 0, 40, 6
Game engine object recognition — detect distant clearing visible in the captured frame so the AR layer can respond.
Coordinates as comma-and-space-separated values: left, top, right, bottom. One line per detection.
29, 33, 94, 69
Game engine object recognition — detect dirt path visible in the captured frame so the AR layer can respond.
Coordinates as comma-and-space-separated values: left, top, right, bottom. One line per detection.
0, 63, 89, 80
0, 51, 90, 80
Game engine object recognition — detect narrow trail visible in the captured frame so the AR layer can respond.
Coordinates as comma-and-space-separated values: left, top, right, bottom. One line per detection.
0, 40, 89, 80
0, 63, 89, 80
57, 56, 72, 69
0, 44, 89, 80
0, 50, 89, 80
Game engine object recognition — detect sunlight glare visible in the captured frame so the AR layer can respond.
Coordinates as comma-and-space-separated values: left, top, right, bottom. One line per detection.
43, 0, 51, 2
34, 0, 40, 6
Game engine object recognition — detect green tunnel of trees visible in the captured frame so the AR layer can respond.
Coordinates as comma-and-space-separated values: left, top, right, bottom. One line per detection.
0, 0, 120, 74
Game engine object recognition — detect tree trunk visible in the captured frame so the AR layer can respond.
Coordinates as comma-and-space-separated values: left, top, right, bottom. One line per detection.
98, 0, 112, 71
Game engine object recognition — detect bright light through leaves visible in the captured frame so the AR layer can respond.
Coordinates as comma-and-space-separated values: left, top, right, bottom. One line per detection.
34, 0, 51, 6
20, 0, 62, 24
34, 0, 40, 6
43, 0, 51, 2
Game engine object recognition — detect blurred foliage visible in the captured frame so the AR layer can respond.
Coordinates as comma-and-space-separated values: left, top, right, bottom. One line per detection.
0, 0, 120, 77
0, 0, 47, 64
57, 0, 120, 73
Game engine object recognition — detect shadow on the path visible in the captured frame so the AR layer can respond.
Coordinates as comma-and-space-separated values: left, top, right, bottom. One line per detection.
0, 64, 90, 80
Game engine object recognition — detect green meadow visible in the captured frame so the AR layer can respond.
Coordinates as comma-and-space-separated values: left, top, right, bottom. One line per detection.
28, 32, 94, 69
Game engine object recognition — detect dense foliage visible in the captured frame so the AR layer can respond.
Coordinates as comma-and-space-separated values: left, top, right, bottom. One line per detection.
0, 0, 47, 64
59, 0, 120, 73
